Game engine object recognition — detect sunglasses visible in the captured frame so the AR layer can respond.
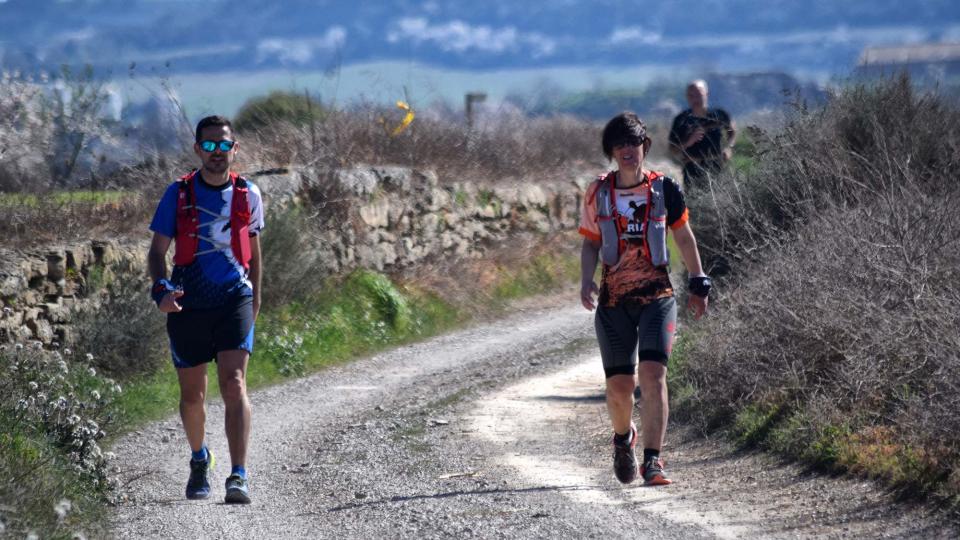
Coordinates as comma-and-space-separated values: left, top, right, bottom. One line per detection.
199, 139, 236, 153
612, 137, 647, 150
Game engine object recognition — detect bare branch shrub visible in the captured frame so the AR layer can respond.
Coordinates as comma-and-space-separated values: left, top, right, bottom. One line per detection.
676, 74, 960, 500
239, 104, 600, 182
71, 261, 167, 378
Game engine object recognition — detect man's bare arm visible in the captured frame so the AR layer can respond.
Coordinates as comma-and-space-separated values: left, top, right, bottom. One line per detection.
148, 233, 173, 282
249, 235, 262, 320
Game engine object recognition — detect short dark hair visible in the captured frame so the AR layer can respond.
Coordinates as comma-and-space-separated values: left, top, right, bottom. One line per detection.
195, 115, 233, 143
601, 111, 648, 159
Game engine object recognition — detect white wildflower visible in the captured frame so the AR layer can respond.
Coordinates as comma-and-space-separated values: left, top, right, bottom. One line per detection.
87, 366, 96, 377
105, 451, 117, 461
72, 533, 87, 540
112, 383, 122, 394
85, 353, 94, 362
33, 341, 42, 350
53, 499, 72, 520
86, 420, 99, 431
36, 392, 46, 403
15, 343, 23, 351
28, 381, 38, 391
51, 342, 60, 349
55, 396, 68, 409
64, 348, 72, 356
90, 390, 101, 401
16, 399, 28, 411
58, 360, 69, 373
67, 414, 81, 426
2, 306, 12, 314
27, 531, 38, 540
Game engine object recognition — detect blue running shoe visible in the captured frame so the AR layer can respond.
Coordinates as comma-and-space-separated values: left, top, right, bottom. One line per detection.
224, 473, 251, 504
185, 450, 215, 500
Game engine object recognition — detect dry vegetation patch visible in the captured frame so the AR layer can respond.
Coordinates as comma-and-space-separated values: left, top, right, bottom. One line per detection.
677, 75, 960, 507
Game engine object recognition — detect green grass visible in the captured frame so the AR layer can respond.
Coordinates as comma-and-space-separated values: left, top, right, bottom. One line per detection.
491, 252, 580, 302
0, 190, 130, 207
0, 426, 108, 539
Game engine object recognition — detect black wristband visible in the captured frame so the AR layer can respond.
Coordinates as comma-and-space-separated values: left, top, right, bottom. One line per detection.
688, 276, 711, 298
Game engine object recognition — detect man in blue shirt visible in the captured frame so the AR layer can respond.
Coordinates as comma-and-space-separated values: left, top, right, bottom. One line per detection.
148, 115, 265, 504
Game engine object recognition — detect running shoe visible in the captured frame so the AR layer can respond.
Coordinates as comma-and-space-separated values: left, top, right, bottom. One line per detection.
641, 456, 673, 486
185, 450, 215, 500
612, 424, 639, 484
224, 473, 251, 504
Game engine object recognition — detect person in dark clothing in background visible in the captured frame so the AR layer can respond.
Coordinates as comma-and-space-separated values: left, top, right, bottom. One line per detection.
668, 80, 736, 192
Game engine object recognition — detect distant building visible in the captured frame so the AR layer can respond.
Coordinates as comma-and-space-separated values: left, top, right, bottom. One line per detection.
856, 42, 960, 83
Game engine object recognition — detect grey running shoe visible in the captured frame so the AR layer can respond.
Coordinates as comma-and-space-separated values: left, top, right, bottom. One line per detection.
641, 456, 672, 486
612, 424, 638, 484
185, 450, 215, 500
224, 473, 251, 504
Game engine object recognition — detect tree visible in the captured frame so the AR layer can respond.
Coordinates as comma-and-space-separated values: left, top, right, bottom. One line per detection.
233, 90, 326, 133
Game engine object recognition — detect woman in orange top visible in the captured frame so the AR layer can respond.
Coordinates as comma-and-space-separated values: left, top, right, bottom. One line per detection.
579, 111, 711, 486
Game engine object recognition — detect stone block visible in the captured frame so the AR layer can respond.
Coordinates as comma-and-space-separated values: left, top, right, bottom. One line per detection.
26, 318, 54, 344
43, 302, 72, 324
91, 241, 116, 265
359, 198, 390, 229
373, 166, 414, 192
336, 167, 379, 196
46, 251, 66, 281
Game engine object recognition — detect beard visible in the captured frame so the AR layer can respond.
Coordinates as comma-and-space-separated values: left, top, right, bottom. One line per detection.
203, 159, 229, 174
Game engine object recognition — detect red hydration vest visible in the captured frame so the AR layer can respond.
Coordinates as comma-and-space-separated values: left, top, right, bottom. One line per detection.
173, 170, 252, 270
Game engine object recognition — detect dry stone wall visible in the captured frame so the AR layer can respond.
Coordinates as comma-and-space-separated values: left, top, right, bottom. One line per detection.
0, 165, 594, 346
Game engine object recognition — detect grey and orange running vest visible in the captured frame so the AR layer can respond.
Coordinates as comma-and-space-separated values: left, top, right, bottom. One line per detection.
594, 170, 669, 268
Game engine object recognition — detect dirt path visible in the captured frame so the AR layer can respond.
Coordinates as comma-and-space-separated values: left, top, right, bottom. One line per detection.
109, 299, 957, 539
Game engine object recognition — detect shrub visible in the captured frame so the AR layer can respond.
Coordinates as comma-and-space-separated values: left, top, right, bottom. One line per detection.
71, 261, 167, 379
234, 90, 326, 133
677, 75, 960, 504
0, 343, 120, 538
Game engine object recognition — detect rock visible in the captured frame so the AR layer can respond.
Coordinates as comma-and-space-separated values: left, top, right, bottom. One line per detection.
46, 251, 66, 281
65, 246, 89, 271
250, 168, 302, 207
335, 167, 379, 196
425, 187, 451, 212
91, 241, 116, 265
26, 318, 54, 343
420, 213, 442, 238
0, 274, 25, 297
373, 166, 414, 192
359, 197, 390, 229
43, 302, 71, 324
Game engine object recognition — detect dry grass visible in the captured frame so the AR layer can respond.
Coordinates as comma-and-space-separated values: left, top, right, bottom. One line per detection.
675, 75, 960, 506
238, 105, 601, 184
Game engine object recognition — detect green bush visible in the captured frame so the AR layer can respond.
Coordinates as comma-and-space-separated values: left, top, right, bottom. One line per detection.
234, 90, 326, 133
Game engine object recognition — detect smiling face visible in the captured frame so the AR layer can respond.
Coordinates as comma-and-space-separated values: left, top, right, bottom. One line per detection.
194, 124, 238, 176
611, 138, 651, 173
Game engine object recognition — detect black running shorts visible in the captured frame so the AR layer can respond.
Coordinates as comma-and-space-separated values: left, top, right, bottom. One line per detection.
595, 297, 677, 378
166, 296, 255, 369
